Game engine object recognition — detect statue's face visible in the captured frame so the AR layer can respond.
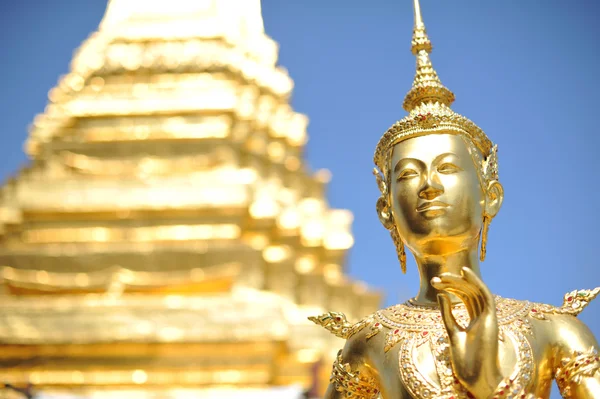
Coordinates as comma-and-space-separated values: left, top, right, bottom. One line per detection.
390, 134, 484, 255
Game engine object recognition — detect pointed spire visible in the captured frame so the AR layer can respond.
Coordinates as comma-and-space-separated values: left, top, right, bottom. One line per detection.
402, 0, 455, 112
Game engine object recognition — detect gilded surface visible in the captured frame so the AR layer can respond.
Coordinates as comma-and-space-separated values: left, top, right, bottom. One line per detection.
313, 290, 600, 398
0, 0, 383, 396
529, 288, 600, 320
311, 0, 599, 398
556, 348, 600, 398
329, 350, 380, 399
308, 312, 376, 340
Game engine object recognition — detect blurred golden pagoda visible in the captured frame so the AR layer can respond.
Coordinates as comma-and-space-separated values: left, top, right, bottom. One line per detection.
0, 1, 380, 398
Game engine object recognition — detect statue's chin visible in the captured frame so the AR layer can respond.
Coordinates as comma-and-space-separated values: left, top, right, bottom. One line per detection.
404, 233, 480, 258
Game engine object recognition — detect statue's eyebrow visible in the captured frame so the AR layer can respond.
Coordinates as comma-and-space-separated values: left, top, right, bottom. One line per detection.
433, 152, 458, 164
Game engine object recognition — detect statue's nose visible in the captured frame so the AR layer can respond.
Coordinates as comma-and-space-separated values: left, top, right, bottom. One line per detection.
418, 177, 444, 200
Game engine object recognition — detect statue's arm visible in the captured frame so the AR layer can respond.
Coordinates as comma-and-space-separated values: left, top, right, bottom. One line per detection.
551, 314, 600, 398
323, 333, 381, 399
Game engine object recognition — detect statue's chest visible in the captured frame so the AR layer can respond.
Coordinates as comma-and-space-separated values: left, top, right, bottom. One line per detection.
373, 298, 535, 399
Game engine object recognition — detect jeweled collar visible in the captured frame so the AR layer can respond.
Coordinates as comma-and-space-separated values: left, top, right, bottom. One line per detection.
376, 296, 532, 333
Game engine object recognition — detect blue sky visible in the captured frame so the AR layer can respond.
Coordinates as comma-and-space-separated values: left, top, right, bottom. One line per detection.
1, 0, 599, 389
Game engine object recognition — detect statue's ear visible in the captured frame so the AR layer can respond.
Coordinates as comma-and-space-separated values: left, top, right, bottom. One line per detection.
485, 180, 504, 218
376, 197, 394, 229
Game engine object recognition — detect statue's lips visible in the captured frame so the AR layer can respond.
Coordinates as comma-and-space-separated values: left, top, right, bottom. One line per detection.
416, 201, 450, 213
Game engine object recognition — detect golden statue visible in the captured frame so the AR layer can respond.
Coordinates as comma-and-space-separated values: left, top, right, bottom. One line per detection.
310, 1, 600, 398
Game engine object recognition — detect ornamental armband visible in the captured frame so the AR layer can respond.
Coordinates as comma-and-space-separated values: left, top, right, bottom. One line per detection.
555, 348, 600, 398
330, 350, 380, 399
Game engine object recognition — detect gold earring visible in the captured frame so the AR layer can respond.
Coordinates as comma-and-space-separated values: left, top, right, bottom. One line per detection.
480, 215, 491, 261
391, 228, 407, 274
374, 185, 407, 273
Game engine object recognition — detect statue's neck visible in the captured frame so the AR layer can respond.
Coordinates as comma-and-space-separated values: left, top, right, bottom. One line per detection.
411, 247, 482, 306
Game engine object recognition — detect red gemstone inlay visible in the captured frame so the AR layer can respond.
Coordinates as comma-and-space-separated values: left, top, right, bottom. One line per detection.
567, 296, 573, 302
394, 329, 399, 334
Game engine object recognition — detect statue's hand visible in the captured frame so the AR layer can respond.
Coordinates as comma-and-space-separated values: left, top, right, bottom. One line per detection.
431, 267, 503, 398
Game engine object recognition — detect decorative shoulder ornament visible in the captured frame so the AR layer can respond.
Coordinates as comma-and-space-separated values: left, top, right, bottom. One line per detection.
308, 312, 380, 340
529, 287, 600, 320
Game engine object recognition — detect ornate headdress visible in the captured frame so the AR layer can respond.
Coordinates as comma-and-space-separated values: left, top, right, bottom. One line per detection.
373, 0, 498, 186
373, 0, 500, 271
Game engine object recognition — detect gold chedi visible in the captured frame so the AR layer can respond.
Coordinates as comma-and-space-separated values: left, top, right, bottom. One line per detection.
0, 1, 381, 398
311, 1, 600, 398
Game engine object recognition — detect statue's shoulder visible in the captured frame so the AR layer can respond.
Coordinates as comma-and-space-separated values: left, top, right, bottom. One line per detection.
308, 311, 382, 341
528, 287, 600, 320
311, 313, 383, 398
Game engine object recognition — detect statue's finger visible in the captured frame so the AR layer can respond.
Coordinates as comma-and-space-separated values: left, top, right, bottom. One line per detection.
433, 274, 483, 316
439, 271, 486, 315
443, 274, 485, 316
441, 287, 478, 321
461, 267, 495, 307
432, 277, 479, 320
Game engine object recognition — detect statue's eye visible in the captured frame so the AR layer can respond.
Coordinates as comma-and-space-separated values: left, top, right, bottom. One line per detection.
437, 163, 461, 174
397, 169, 419, 180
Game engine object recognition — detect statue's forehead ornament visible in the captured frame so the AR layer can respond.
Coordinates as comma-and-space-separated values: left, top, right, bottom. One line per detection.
373, 0, 498, 190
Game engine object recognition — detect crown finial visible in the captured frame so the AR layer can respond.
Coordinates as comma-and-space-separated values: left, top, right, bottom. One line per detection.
411, 0, 428, 50
403, 0, 455, 112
